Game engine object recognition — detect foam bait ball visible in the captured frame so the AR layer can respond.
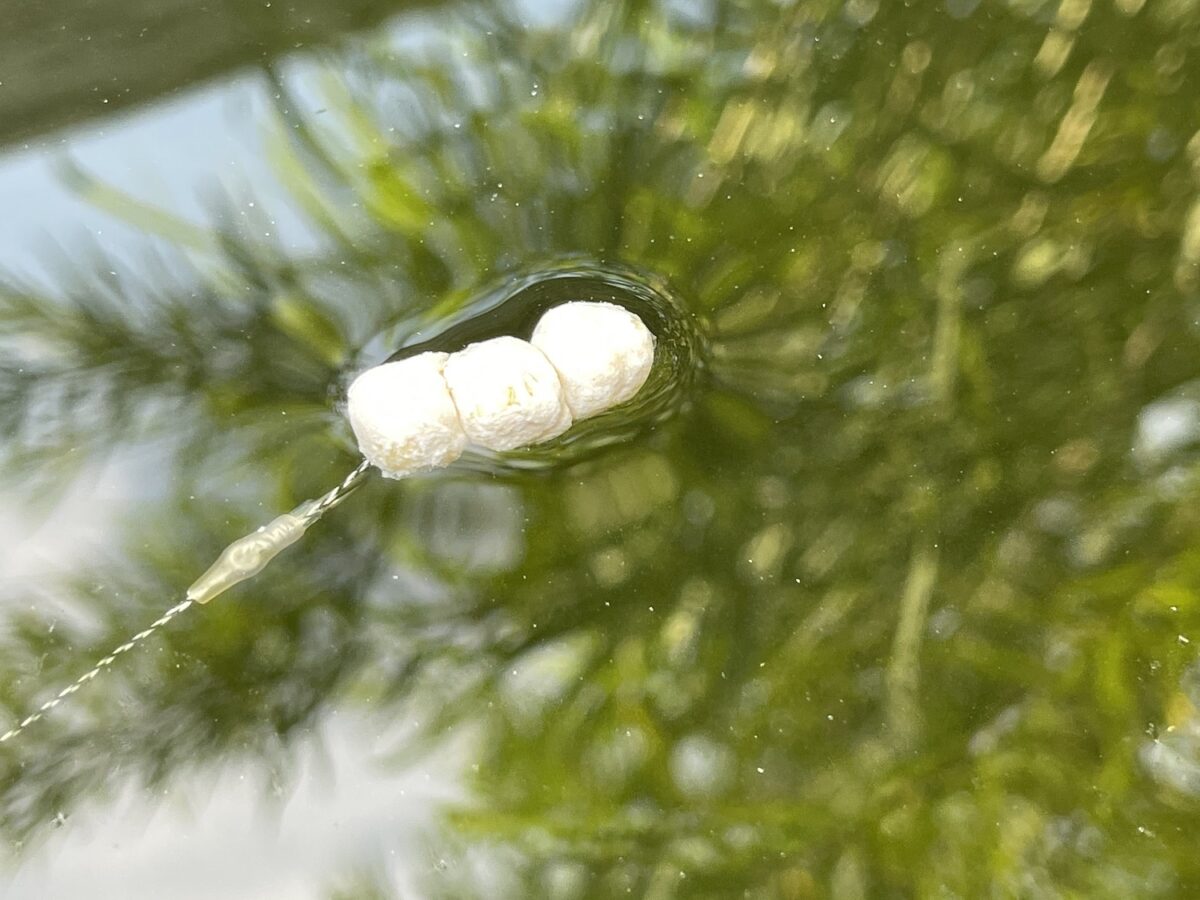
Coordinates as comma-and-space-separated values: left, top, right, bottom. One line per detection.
443, 336, 573, 451
347, 352, 468, 479
530, 301, 656, 420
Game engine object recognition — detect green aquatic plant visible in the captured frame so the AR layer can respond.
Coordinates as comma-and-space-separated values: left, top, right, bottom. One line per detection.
3, 0, 1200, 896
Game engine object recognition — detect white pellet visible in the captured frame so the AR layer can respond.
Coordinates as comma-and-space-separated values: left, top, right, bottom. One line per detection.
348, 305, 658, 475
442, 335, 573, 451
531, 301, 656, 420
346, 352, 468, 479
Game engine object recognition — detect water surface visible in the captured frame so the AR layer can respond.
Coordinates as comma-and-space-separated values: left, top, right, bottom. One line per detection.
3, 0, 1200, 897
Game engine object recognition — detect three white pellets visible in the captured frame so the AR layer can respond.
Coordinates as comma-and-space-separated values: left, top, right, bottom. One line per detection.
347, 301, 656, 478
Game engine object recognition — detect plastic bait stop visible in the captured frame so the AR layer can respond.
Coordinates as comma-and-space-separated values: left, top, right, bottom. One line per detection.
0, 300, 655, 744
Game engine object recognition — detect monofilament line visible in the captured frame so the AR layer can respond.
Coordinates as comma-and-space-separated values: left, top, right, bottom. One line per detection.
0, 597, 195, 744
0, 462, 373, 745
302, 459, 372, 524
0, 301, 654, 745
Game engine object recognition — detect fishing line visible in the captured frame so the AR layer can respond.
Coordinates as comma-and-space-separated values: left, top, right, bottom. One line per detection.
1, 300, 655, 745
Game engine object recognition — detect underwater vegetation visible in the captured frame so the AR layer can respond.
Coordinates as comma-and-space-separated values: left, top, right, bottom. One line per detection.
3, 0, 1200, 896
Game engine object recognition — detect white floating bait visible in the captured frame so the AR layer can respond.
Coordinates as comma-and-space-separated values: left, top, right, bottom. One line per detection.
0, 301, 654, 744
531, 300, 656, 419
442, 335, 573, 451
347, 301, 655, 473
346, 351, 468, 479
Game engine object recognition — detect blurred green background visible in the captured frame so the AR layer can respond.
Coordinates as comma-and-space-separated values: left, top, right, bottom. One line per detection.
3, 0, 1200, 896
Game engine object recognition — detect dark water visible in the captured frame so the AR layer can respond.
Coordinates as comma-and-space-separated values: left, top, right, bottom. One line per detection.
3, 0, 1200, 897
